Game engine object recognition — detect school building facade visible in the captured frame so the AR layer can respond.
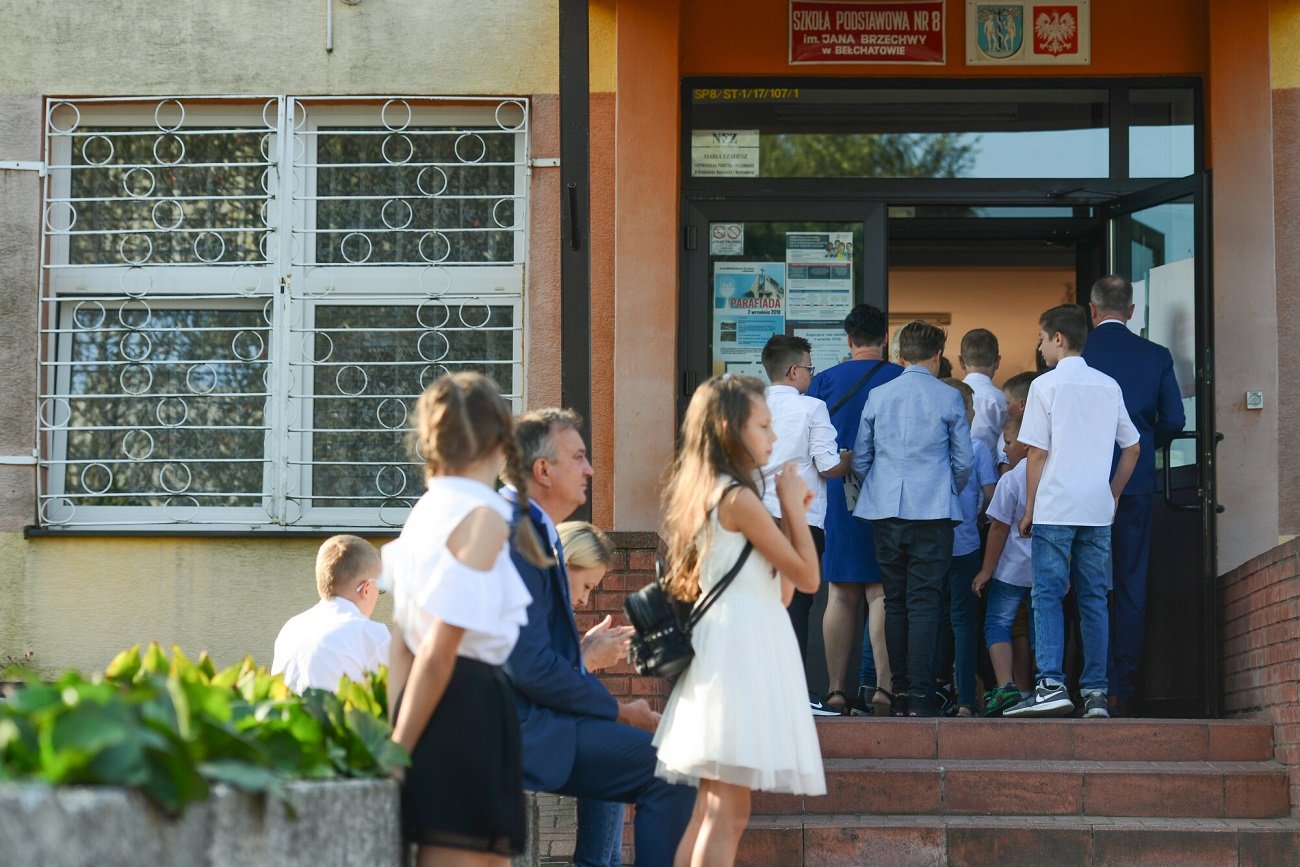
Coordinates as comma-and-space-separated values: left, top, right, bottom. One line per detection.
0, 0, 1298, 809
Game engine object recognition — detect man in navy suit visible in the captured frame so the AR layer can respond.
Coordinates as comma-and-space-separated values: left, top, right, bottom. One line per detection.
503, 408, 694, 867
1082, 275, 1186, 715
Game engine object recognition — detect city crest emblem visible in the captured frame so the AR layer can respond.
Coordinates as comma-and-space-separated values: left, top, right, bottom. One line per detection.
975, 5, 1024, 59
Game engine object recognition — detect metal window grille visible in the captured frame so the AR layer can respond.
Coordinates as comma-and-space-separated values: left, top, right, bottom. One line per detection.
38, 96, 528, 531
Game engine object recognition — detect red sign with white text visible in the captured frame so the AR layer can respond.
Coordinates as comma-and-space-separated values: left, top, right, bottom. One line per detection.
790, 0, 946, 64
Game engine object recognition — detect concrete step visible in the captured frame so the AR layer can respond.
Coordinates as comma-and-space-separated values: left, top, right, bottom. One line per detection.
751, 758, 1291, 819
814, 717, 1275, 762
738, 814, 1300, 866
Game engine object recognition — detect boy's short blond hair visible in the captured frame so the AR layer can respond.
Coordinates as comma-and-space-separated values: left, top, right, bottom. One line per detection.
316, 534, 381, 599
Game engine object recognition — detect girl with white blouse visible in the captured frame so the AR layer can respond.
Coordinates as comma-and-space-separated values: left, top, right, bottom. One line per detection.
385, 372, 551, 867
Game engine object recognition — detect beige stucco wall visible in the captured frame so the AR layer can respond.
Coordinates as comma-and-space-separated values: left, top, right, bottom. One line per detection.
0, 0, 558, 96
0, 0, 558, 673
1209, 0, 1282, 572
0, 533, 394, 675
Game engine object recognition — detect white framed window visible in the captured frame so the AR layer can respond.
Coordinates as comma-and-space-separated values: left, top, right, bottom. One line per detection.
38, 96, 529, 531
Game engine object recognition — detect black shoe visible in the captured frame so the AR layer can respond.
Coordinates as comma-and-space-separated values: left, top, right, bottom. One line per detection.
808, 693, 841, 717
851, 685, 873, 716
889, 692, 910, 717
931, 682, 957, 717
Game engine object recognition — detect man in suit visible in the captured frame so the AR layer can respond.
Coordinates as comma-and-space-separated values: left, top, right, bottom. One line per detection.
503, 408, 694, 867
852, 321, 973, 716
1082, 275, 1186, 716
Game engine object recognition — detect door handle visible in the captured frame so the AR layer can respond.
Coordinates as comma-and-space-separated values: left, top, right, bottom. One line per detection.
1162, 432, 1201, 512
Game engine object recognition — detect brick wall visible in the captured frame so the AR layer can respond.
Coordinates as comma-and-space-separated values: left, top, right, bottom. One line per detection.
1220, 536, 1300, 815
573, 530, 672, 711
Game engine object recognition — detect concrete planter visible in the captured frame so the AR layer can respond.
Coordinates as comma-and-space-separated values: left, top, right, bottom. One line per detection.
0, 778, 403, 867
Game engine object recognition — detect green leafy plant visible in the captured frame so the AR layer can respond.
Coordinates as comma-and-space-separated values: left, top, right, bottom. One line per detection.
0, 644, 407, 814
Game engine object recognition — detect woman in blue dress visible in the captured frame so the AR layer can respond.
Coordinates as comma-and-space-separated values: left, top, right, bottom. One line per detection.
806, 304, 903, 715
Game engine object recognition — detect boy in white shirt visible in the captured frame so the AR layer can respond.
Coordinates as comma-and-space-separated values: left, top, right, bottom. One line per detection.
973, 415, 1034, 716
1004, 305, 1140, 719
959, 328, 1007, 457
272, 534, 390, 694
760, 334, 849, 716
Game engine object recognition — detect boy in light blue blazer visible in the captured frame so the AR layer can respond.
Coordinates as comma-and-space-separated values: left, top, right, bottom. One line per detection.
852, 321, 973, 716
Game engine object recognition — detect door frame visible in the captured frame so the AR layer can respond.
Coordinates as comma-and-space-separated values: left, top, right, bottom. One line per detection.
678, 198, 886, 416
1099, 173, 1218, 716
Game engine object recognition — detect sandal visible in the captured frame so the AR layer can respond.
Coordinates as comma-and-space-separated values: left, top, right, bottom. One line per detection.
824, 690, 853, 716
871, 687, 895, 717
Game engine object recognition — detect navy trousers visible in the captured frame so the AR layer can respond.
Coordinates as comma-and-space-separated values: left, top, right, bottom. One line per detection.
556, 717, 696, 867
1108, 493, 1153, 702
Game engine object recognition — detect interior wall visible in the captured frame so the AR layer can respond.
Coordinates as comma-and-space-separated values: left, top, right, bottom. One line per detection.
889, 266, 1076, 383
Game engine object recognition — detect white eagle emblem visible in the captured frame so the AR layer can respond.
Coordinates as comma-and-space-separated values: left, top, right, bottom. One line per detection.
1034, 10, 1077, 55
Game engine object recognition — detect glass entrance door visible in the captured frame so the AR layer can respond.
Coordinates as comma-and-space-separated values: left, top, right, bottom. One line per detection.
680, 201, 886, 416
1100, 174, 1217, 717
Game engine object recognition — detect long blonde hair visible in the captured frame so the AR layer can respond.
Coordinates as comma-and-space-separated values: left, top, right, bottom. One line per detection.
661, 374, 766, 602
414, 372, 551, 568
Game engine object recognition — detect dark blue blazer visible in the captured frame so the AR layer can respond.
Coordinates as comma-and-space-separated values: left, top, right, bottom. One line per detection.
503, 501, 619, 791
1082, 322, 1186, 496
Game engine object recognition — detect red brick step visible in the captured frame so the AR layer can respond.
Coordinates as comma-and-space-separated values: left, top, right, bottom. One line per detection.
751, 758, 1290, 819
814, 717, 1275, 762
739, 814, 1300, 866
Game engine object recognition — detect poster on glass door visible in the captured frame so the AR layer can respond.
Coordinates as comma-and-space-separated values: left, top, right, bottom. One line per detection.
713, 262, 786, 375
785, 232, 854, 321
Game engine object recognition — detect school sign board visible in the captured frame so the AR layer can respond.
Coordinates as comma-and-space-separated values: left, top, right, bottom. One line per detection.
790, 0, 946, 64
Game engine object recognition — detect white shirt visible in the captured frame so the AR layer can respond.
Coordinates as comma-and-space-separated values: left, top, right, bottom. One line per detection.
271, 597, 391, 694
985, 461, 1033, 588
759, 384, 841, 528
963, 371, 1007, 457
1018, 356, 1140, 526
384, 476, 533, 666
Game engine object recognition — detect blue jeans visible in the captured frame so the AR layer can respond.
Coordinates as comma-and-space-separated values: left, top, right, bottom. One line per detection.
1030, 524, 1111, 692
984, 579, 1032, 647
575, 799, 623, 867
934, 550, 981, 707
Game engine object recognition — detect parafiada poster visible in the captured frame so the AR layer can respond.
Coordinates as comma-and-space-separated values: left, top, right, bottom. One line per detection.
713, 262, 786, 375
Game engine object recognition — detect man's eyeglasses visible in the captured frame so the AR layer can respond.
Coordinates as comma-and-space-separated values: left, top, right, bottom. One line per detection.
792, 364, 815, 376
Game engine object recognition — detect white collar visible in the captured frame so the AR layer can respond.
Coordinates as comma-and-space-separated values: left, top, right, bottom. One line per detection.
1098, 318, 1127, 327
963, 371, 994, 385
765, 384, 799, 396
322, 596, 363, 617
1054, 355, 1087, 369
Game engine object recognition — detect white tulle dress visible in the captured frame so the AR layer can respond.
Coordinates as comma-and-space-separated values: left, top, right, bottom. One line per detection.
652, 482, 826, 796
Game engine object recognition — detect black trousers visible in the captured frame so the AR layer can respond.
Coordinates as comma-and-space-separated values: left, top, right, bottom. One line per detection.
786, 525, 825, 665
873, 518, 954, 702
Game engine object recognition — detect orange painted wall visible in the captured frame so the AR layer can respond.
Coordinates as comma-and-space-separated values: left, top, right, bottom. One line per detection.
680, 0, 1207, 77
890, 266, 1074, 381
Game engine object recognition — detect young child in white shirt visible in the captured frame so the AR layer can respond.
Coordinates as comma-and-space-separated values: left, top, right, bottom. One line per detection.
973, 416, 1034, 716
959, 328, 1007, 457
1004, 305, 1140, 719
272, 534, 390, 694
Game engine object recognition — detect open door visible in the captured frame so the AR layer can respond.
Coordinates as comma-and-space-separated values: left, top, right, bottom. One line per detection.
1095, 174, 1218, 717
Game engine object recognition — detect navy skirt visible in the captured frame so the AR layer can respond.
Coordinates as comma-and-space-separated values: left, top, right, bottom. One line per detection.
395, 656, 525, 855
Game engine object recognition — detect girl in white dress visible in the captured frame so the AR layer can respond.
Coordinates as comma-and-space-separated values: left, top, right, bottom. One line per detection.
654, 374, 826, 867
385, 372, 551, 867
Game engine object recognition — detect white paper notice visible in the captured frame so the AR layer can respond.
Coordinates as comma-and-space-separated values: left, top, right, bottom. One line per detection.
785, 232, 854, 322
1128, 279, 1147, 335
1146, 259, 1196, 400
794, 327, 851, 375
